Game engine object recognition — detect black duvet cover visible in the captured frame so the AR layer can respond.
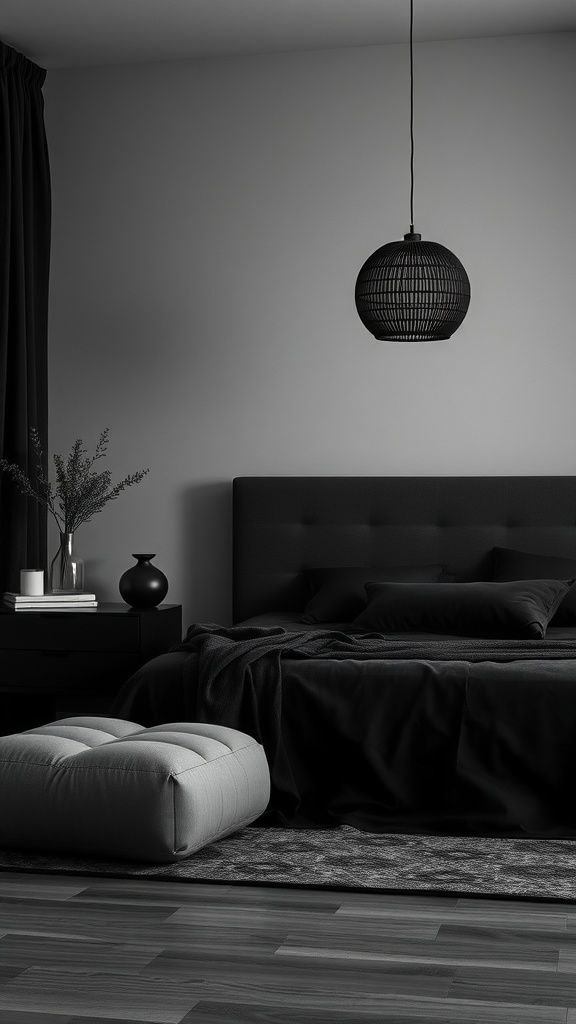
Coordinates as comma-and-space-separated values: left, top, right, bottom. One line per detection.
111, 620, 576, 838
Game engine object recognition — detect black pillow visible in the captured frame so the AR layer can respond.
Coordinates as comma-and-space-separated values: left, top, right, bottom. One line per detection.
493, 547, 576, 626
352, 579, 570, 638
301, 565, 444, 624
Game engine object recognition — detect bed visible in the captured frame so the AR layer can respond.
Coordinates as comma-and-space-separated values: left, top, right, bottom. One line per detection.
112, 476, 576, 838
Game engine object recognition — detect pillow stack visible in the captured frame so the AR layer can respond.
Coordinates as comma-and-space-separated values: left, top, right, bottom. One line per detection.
298, 548, 576, 637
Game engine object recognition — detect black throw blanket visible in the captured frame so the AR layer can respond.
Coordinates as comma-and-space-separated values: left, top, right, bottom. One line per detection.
170, 624, 576, 835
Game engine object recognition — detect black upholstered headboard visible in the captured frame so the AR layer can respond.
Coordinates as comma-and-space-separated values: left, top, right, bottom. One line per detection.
232, 477, 576, 622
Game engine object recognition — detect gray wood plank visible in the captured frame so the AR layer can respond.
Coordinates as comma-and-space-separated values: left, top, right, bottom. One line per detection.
0, 967, 201, 1023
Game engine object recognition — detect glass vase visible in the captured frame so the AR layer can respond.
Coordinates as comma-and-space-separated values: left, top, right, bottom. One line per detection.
50, 532, 85, 594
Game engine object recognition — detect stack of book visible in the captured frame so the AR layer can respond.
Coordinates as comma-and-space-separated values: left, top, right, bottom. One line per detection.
3, 592, 98, 611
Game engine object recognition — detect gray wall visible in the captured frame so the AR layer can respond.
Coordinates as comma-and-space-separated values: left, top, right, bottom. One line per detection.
43, 33, 576, 626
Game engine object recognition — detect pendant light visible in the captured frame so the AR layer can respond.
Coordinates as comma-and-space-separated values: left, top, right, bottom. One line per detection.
355, 0, 470, 342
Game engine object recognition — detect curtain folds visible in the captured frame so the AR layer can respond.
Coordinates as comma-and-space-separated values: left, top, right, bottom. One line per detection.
0, 41, 51, 594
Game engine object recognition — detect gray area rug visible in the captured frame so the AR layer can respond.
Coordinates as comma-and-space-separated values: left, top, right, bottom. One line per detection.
2, 826, 576, 901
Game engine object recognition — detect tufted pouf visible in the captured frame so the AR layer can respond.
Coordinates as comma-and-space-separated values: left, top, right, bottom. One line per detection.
0, 717, 271, 863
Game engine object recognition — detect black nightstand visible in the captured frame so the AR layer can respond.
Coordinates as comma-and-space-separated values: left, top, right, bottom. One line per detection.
0, 602, 183, 734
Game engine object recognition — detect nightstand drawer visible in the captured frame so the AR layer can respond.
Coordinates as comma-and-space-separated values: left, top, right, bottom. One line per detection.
0, 613, 140, 652
0, 650, 141, 690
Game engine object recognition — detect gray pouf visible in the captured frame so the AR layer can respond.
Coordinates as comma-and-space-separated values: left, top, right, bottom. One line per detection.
0, 717, 270, 863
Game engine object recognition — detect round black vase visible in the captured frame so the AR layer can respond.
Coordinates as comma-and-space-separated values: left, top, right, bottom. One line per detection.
119, 553, 168, 608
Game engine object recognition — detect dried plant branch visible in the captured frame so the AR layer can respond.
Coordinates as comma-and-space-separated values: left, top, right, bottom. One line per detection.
0, 428, 149, 534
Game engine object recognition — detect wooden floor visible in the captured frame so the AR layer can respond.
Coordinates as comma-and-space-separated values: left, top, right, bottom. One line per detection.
1, 872, 576, 1022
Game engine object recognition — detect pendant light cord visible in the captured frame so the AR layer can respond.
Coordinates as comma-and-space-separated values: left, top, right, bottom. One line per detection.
409, 0, 415, 233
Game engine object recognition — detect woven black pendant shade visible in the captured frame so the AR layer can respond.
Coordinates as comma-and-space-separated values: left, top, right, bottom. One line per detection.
355, 232, 471, 342
355, 0, 471, 343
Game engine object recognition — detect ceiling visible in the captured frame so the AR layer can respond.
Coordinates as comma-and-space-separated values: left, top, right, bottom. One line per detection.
2, 0, 576, 70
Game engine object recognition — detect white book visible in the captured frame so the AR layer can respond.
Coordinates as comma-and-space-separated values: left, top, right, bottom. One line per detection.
4, 592, 97, 603
5, 601, 98, 611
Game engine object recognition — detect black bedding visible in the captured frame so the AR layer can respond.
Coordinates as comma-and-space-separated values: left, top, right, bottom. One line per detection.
112, 621, 576, 838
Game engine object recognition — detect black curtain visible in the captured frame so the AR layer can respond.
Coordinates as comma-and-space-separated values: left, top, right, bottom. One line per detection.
0, 41, 51, 594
